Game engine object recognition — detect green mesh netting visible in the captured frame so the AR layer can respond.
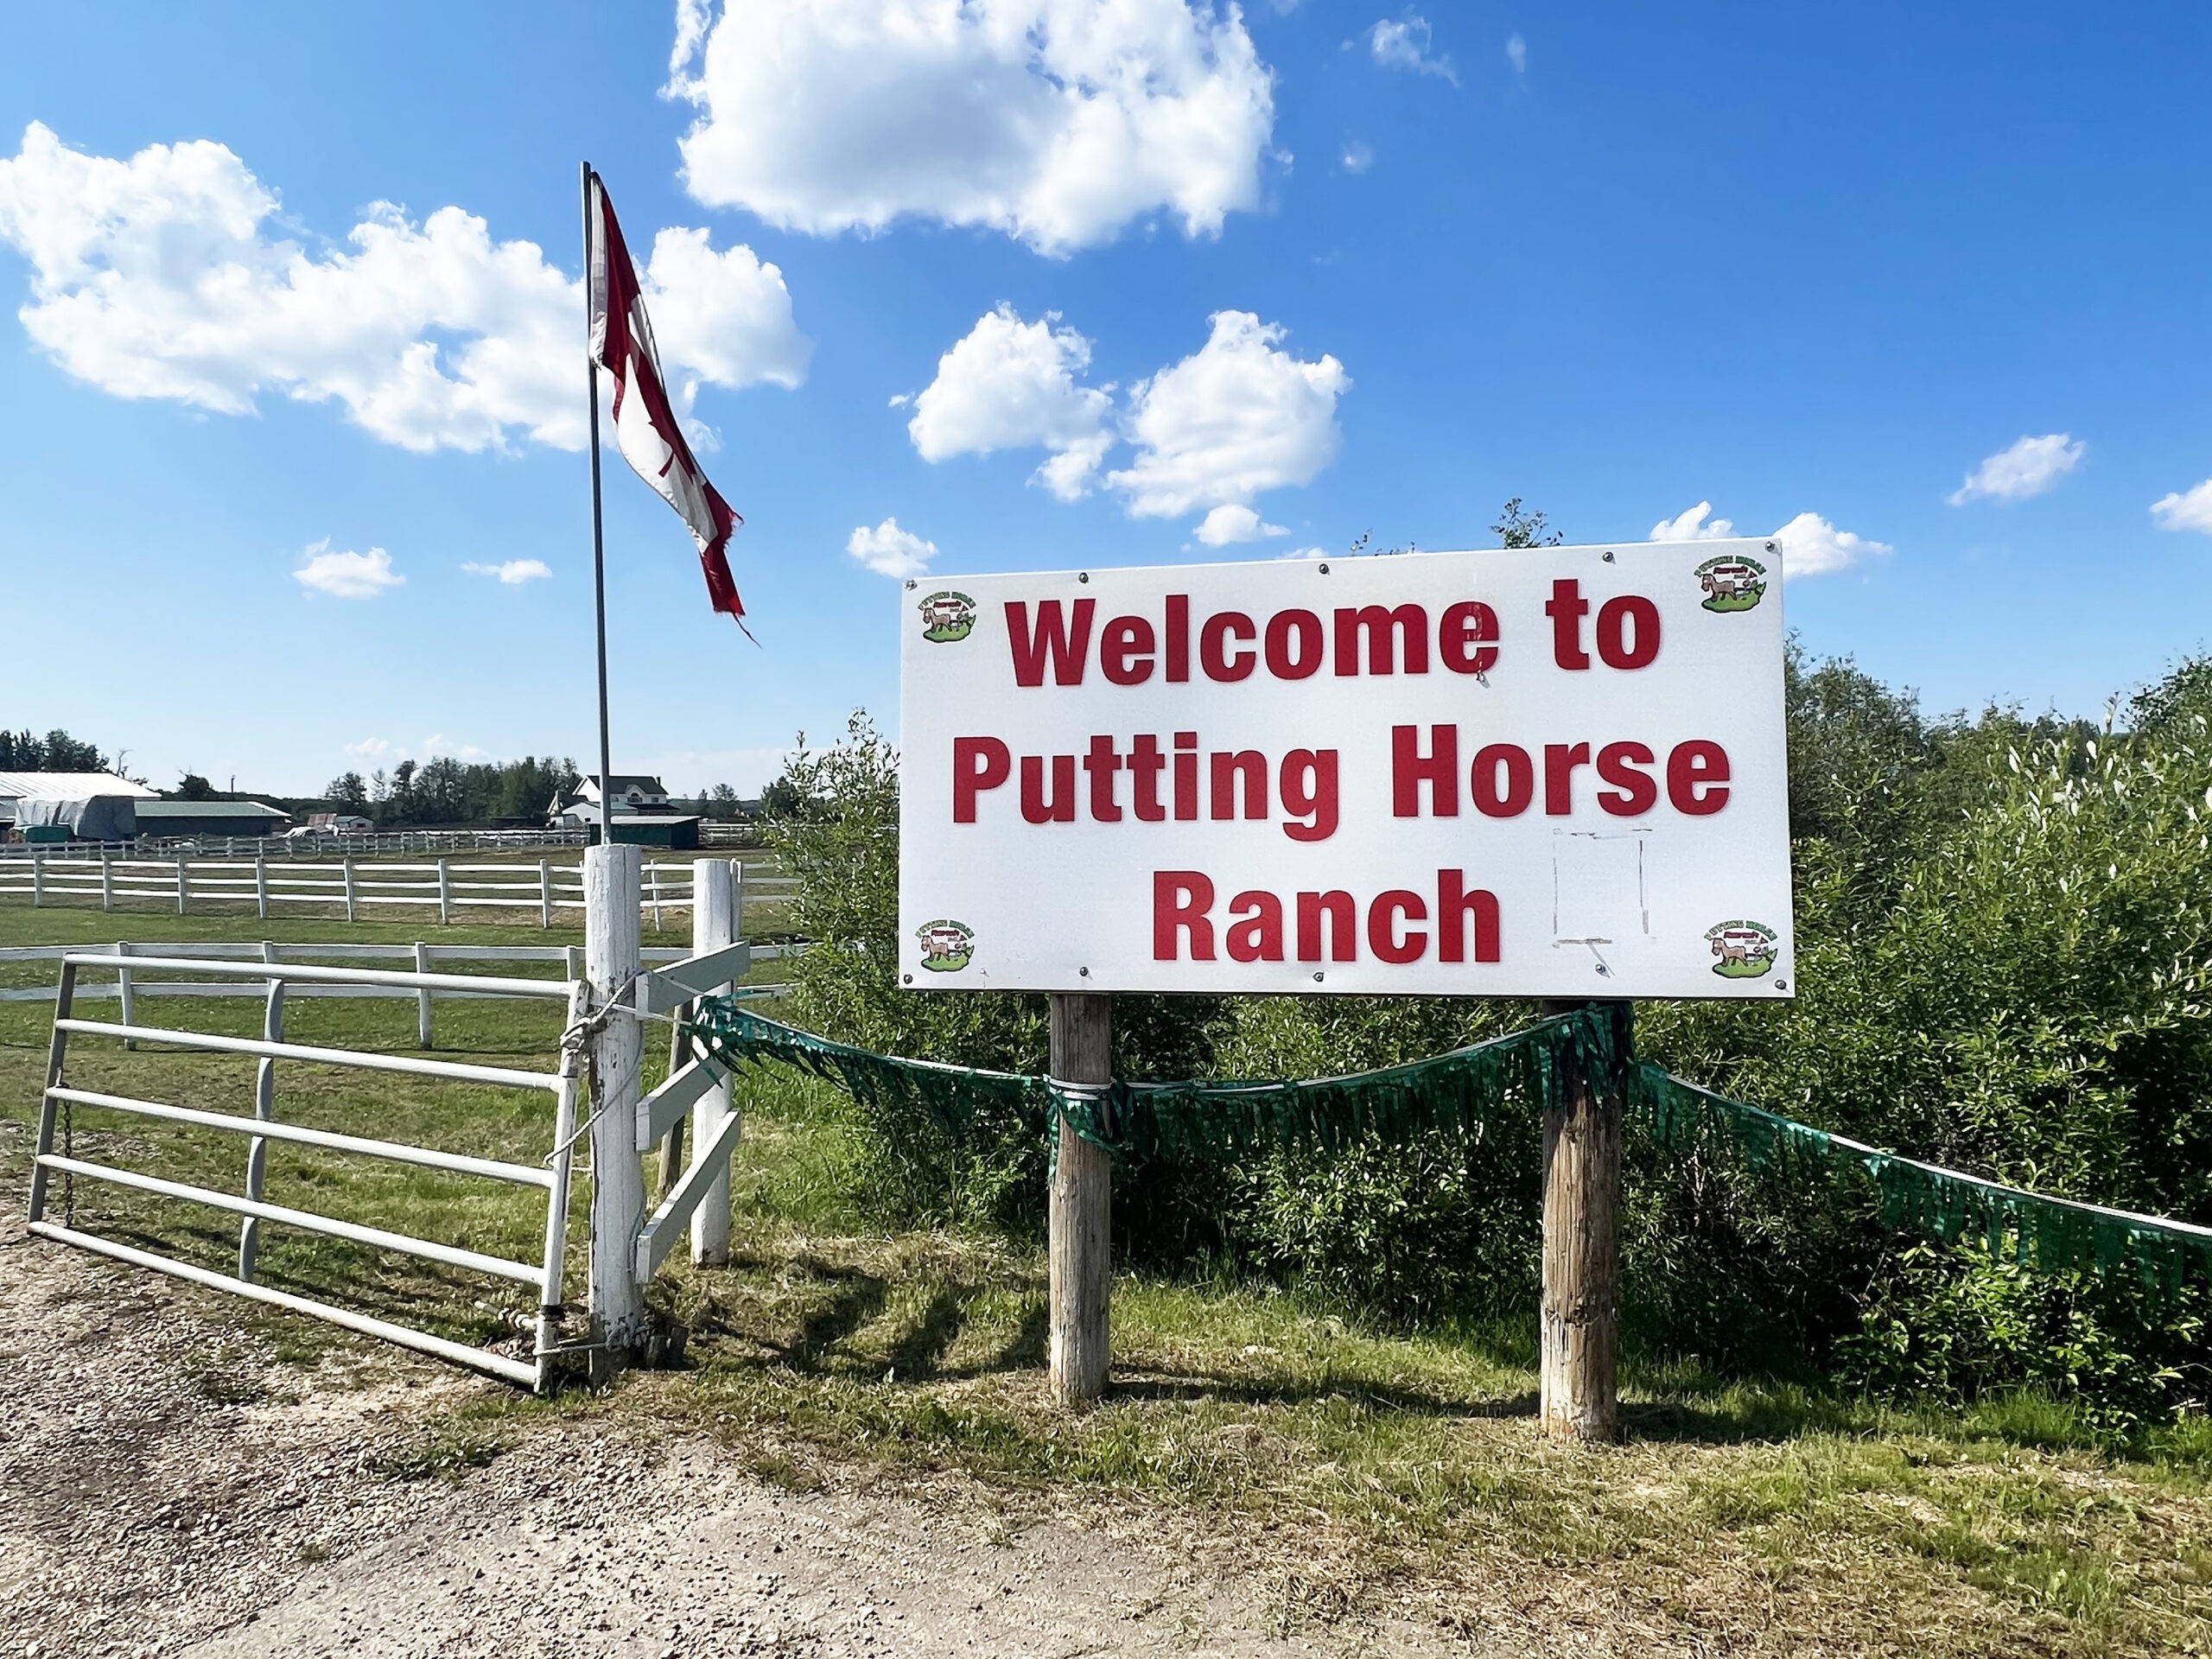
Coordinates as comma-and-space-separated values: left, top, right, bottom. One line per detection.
683, 998, 2212, 1289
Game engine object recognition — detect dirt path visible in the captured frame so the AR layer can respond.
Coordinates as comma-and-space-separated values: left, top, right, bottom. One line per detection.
0, 1225, 1497, 1658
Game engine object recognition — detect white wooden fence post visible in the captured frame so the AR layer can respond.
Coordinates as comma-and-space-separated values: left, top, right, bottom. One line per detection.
30, 852, 41, 909
436, 856, 452, 925
100, 850, 112, 912
342, 858, 358, 924
415, 942, 435, 1050
584, 842, 647, 1380
539, 858, 554, 929
689, 856, 739, 1266
175, 855, 188, 915
255, 849, 268, 920
238, 944, 283, 1281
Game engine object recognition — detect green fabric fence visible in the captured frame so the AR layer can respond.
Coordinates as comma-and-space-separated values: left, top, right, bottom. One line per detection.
683, 998, 2212, 1291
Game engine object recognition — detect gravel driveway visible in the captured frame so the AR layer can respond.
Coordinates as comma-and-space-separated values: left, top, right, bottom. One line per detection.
0, 1224, 1478, 1658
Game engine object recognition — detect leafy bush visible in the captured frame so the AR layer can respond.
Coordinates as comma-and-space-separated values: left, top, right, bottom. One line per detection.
762, 655, 2212, 1427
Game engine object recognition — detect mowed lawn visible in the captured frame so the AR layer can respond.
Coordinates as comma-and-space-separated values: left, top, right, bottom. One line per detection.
0, 895, 2208, 1656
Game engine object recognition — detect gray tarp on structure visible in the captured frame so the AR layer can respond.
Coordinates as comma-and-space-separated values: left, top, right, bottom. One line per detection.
13, 796, 138, 841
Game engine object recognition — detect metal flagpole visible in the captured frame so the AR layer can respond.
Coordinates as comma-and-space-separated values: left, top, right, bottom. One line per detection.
582, 161, 614, 849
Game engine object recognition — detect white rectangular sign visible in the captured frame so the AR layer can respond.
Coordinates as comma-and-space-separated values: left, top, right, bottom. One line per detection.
899, 541, 1793, 999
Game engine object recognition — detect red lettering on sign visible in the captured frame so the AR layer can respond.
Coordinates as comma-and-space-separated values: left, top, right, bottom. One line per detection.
1668, 741, 1731, 815
952, 736, 1009, 823
1393, 723, 1459, 817
1226, 890, 1284, 962
1596, 594, 1660, 669
1595, 741, 1657, 816
1005, 599, 1095, 687
1436, 870, 1501, 963
1368, 889, 1427, 963
1154, 870, 1216, 960
1439, 601, 1499, 676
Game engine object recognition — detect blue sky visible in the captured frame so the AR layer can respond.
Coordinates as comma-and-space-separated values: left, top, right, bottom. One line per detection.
2, 2, 2208, 798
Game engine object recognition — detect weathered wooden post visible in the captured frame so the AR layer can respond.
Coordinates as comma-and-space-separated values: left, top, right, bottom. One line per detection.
1048, 992, 1113, 1406
1538, 999, 1630, 1444
99, 849, 112, 912
30, 851, 42, 909
689, 855, 738, 1266
341, 857, 358, 924
175, 855, 188, 915
436, 856, 452, 925
538, 857, 554, 928
584, 841, 647, 1380
254, 849, 268, 919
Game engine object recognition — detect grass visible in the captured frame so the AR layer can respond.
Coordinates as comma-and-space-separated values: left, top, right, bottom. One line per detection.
3, 902, 2209, 1653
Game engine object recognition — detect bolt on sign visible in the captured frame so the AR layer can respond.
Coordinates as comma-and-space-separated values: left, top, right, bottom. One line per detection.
899, 542, 1793, 998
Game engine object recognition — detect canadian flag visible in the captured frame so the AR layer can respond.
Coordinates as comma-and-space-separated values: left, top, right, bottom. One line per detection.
586, 172, 745, 622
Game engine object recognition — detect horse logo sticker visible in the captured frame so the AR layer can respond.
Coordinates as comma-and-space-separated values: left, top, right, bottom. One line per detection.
1706, 920, 1779, 978
1694, 555, 1768, 613
918, 591, 978, 643
916, 919, 976, 971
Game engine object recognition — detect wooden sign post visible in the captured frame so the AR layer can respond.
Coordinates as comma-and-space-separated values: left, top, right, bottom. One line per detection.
1538, 1000, 1629, 1442
1048, 992, 1113, 1404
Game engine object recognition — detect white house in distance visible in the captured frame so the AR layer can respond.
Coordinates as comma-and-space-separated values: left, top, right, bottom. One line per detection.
549, 774, 674, 828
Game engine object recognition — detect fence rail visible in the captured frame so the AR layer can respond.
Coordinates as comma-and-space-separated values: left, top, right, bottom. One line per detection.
0, 850, 794, 925
1, 822, 765, 859
0, 938, 798, 1044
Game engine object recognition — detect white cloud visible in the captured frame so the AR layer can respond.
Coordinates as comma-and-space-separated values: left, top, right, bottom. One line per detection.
1649, 501, 1735, 542
295, 540, 402, 600
666, 0, 1276, 257
1369, 16, 1456, 83
847, 517, 938, 579
1649, 503, 1890, 579
344, 737, 392, 763
0, 122, 805, 454
421, 734, 490, 761
906, 305, 1113, 499
1948, 432, 2084, 505
908, 305, 1349, 531
2152, 480, 2212, 535
1195, 504, 1287, 544
1107, 311, 1349, 518
1772, 512, 1891, 579
461, 558, 552, 585
1342, 141, 1374, 175
1275, 543, 1329, 561
1505, 33, 1526, 73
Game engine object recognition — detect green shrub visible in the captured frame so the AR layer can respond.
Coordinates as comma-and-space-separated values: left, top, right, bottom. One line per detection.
760, 655, 2212, 1428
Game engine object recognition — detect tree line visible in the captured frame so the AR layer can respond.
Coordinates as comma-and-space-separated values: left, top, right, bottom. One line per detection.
319, 756, 753, 827
0, 728, 112, 773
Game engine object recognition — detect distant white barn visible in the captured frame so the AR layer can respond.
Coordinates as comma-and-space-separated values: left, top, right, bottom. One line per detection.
0, 771, 159, 840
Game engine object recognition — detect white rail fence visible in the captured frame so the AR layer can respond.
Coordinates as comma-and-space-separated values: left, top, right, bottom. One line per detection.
21, 855, 775, 1390
0, 850, 794, 925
